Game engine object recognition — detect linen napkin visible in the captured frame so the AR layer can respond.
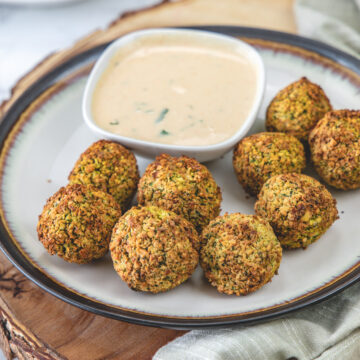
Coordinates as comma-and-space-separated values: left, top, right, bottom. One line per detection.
295, 0, 360, 58
154, 1, 360, 359
154, 282, 360, 360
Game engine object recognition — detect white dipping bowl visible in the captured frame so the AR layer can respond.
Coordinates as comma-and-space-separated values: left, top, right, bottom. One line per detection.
83, 28, 265, 162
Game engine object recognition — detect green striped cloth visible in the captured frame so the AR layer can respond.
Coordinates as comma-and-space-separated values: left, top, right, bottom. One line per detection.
154, 282, 360, 360
154, 1, 360, 359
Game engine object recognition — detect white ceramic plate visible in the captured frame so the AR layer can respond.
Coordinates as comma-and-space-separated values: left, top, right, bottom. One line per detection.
0, 27, 359, 328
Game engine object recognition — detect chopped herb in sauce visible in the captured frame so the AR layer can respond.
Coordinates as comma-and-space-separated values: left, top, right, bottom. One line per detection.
155, 108, 169, 123
181, 122, 195, 132
181, 119, 203, 132
135, 102, 147, 111
135, 102, 155, 114
93, 35, 257, 146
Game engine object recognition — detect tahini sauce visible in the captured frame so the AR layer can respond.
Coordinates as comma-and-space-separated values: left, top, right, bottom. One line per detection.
92, 34, 258, 146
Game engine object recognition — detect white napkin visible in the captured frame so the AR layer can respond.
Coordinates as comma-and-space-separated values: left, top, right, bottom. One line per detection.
154, 283, 360, 360
154, 1, 360, 359
295, 0, 360, 58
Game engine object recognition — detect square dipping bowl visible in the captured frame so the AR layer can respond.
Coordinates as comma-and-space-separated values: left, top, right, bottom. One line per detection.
83, 28, 265, 162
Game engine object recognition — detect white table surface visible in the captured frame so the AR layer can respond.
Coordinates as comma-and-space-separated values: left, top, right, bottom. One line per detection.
0, 0, 159, 102
0, 1, 159, 358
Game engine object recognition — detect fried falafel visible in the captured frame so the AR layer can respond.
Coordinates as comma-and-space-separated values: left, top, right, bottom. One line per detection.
309, 110, 360, 190
69, 140, 139, 211
200, 213, 282, 296
110, 206, 199, 293
255, 173, 338, 249
233, 132, 306, 196
266, 77, 332, 141
137, 154, 222, 232
37, 184, 121, 264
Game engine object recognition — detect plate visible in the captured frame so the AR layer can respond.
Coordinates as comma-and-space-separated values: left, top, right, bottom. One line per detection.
0, 26, 360, 329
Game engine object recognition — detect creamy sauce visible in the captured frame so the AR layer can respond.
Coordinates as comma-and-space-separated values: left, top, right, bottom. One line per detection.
92, 34, 258, 146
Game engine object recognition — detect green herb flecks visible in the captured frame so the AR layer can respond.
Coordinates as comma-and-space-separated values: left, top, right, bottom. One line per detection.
160, 129, 170, 136
109, 120, 119, 125
135, 102, 147, 111
155, 108, 169, 123
134, 102, 154, 114
180, 119, 204, 132
181, 122, 195, 132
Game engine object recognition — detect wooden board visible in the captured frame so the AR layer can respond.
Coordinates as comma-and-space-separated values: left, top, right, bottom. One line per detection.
0, 0, 295, 359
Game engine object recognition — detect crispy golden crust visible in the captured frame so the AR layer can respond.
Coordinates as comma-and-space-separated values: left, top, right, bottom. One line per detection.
266, 77, 332, 141
309, 110, 360, 190
110, 206, 199, 293
137, 154, 222, 232
255, 174, 338, 249
233, 132, 306, 196
69, 140, 139, 211
37, 184, 121, 264
200, 214, 282, 296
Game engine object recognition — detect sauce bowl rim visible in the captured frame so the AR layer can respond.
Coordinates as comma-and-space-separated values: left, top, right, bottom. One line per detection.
82, 28, 265, 156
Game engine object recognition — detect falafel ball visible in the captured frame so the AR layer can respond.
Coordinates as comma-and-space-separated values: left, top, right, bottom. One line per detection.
110, 206, 199, 293
37, 184, 121, 264
69, 140, 139, 211
200, 213, 282, 296
309, 110, 360, 190
255, 174, 338, 249
233, 132, 306, 196
266, 77, 332, 141
137, 154, 222, 232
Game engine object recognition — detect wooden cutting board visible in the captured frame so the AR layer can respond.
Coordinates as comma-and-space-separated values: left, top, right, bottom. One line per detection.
0, 1, 295, 359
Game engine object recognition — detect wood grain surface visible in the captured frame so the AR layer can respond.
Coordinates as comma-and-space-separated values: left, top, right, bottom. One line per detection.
0, 0, 295, 359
